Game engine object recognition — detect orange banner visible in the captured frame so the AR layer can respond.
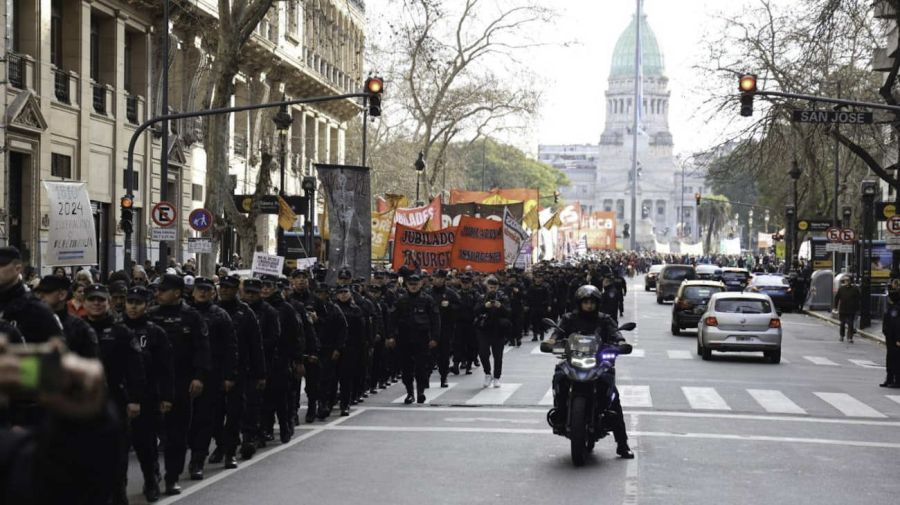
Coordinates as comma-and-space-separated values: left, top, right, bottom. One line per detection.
580, 211, 617, 250
450, 215, 505, 272
395, 196, 442, 231
391, 223, 456, 271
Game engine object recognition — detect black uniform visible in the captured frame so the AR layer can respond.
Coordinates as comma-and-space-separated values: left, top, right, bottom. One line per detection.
289, 289, 321, 422
122, 314, 173, 488
56, 309, 99, 358
599, 284, 621, 322
474, 290, 511, 380
454, 284, 480, 372
148, 301, 210, 487
526, 281, 553, 340
334, 296, 368, 410
263, 292, 304, 442
392, 290, 440, 396
246, 297, 281, 445
189, 301, 238, 463
882, 294, 900, 387
310, 292, 347, 416
504, 281, 526, 346
0, 282, 63, 343
427, 283, 460, 384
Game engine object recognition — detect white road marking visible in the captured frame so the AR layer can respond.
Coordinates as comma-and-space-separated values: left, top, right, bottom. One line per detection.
622, 348, 645, 358
682, 386, 731, 410
445, 417, 540, 424
531, 345, 546, 355
465, 383, 522, 405
392, 383, 457, 404
667, 350, 693, 360
539, 387, 554, 406
747, 389, 806, 415
619, 385, 653, 408
814, 392, 886, 418
622, 414, 640, 505
887, 395, 900, 406
848, 359, 881, 369
804, 356, 840, 366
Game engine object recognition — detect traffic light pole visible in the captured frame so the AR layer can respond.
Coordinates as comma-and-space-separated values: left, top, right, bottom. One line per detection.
122, 92, 369, 271
754, 89, 900, 114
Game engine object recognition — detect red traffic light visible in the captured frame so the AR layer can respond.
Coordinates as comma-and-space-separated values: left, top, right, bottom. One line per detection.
365, 77, 384, 94
120, 196, 134, 209
739, 74, 757, 93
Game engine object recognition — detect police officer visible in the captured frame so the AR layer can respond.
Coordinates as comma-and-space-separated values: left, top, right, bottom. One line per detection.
261, 275, 304, 442
122, 286, 174, 503
148, 274, 210, 496
599, 276, 621, 323
453, 273, 479, 375
83, 283, 146, 504
241, 278, 280, 449
366, 282, 391, 391
526, 274, 553, 342
504, 273, 525, 347
881, 279, 900, 388
188, 277, 238, 479
311, 284, 347, 418
109, 280, 128, 316
427, 270, 459, 387
215, 275, 266, 465
33, 275, 98, 358
289, 270, 321, 423
333, 284, 367, 415
0, 246, 63, 343
475, 276, 511, 388
387, 274, 440, 404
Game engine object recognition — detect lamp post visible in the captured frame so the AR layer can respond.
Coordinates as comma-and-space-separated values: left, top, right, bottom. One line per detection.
414, 151, 426, 206
842, 205, 853, 273
748, 208, 754, 252
302, 176, 316, 258
273, 102, 293, 257
859, 179, 878, 328
784, 204, 795, 272
788, 160, 803, 269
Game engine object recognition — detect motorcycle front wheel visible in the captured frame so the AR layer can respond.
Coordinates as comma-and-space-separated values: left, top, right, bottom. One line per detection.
569, 396, 588, 466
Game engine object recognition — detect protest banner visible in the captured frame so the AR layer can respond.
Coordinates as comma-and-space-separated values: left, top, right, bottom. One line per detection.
391, 223, 456, 271
42, 181, 97, 266
450, 215, 505, 272
371, 209, 395, 259
503, 206, 528, 265
580, 211, 617, 250
395, 196, 442, 231
317, 164, 371, 283
251, 252, 285, 277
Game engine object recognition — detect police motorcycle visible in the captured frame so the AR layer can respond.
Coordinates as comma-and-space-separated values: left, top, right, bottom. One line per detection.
541, 318, 635, 466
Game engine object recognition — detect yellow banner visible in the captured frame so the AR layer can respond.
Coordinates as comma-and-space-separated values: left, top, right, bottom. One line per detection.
372, 210, 395, 259
277, 196, 297, 231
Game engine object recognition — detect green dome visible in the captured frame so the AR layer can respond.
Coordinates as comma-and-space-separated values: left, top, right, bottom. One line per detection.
610, 15, 665, 78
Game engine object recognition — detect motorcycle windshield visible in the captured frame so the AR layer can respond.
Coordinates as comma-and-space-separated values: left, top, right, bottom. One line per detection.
569, 335, 598, 355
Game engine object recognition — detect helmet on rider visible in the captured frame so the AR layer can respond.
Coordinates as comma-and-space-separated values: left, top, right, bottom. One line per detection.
574, 285, 602, 309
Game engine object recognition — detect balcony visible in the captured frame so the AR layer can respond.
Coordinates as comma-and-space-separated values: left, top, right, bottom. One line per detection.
54, 68, 70, 103
126, 94, 139, 124
233, 133, 248, 158
92, 84, 107, 115
7, 53, 25, 89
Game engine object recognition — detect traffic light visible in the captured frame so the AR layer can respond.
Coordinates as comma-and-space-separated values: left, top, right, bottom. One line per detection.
553, 190, 560, 203
365, 77, 384, 117
623, 223, 630, 239
694, 192, 701, 206
120, 196, 134, 234
738, 74, 757, 117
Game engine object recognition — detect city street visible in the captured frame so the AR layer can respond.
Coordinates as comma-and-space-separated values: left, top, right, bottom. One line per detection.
127, 277, 900, 505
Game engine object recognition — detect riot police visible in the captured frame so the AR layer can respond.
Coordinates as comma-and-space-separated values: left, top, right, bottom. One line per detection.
32, 275, 98, 358
0, 246, 63, 344
427, 270, 459, 387
388, 274, 440, 404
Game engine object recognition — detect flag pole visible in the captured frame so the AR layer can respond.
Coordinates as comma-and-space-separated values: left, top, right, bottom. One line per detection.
629, 0, 642, 251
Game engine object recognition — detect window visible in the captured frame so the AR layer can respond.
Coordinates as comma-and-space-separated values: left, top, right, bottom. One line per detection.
122, 170, 139, 191
715, 298, 771, 314
51, 153, 72, 178
50, 0, 62, 66
287, 1, 299, 37
192, 184, 203, 201
90, 17, 99, 81
124, 32, 133, 92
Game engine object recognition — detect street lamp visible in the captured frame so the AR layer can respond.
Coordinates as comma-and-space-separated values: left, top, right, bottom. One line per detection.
414, 151, 426, 206
788, 160, 803, 269
860, 179, 879, 328
302, 176, 316, 258
273, 101, 293, 258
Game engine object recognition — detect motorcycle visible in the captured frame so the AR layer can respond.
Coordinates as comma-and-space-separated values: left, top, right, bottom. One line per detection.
540, 318, 635, 466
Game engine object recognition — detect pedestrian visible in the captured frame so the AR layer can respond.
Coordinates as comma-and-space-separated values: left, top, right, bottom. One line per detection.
882, 279, 900, 388
475, 276, 511, 388
833, 276, 861, 343
241, 278, 280, 450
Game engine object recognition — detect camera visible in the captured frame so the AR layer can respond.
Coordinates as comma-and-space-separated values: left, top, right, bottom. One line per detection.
5, 343, 64, 397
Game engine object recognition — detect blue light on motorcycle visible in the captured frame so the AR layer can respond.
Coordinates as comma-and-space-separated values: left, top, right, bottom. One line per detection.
601, 352, 617, 361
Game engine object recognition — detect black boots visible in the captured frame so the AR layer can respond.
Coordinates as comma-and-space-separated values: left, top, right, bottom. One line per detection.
207, 446, 223, 464
223, 453, 238, 469
189, 456, 204, 480
143, 475, 161, 503
616, 442, 635, 459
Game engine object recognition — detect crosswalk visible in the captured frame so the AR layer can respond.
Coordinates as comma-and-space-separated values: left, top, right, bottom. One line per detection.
384, 382, 899, 419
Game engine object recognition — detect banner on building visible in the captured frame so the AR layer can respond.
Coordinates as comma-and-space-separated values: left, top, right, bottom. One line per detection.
451, 216, 505, 272
395, 196, 442, 232
503, 207, 528, 265
391, 223, 456, 271
371, 210, 395, 259
316, 164, 371, 282
42, 181, 97, 266
580, 211, 617, 250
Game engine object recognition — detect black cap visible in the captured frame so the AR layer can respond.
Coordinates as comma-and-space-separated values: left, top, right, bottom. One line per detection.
335, 285, 351, 293
460, 273, 473, 282
337, 268, 353, 280
291, 269, 310, 278
194, 277, 216, 289
434, 269, 448, 278
259, 274, 279, 285
84, 284, 110, 299
34, 275, 71, 293
0, 246, 21, 266
406, 274, 422, 283
486, 277, 500, 286
220, 275, 241, 288
158, 274, 185, 291
242, 278, 263, 293
277, 278, 290, 289
373, 270, 387, 278
109, 280, 128, 295
126, 286, 150, 302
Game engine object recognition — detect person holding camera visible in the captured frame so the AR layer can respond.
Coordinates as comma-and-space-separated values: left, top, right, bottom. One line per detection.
0, 247, 63, 345
475, 276, 511, 388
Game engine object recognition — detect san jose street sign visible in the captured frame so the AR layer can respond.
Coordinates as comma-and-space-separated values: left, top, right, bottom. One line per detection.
791, 110, 873, 124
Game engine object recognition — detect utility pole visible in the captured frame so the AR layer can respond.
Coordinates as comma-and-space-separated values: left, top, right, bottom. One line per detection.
159, 0, 170, 271
629, 0, 642, 251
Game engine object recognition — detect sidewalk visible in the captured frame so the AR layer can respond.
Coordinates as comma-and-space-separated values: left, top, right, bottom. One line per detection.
801, 309, 886, 345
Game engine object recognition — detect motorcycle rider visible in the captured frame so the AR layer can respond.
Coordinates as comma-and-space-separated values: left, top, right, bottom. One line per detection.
545, 285, 634, 459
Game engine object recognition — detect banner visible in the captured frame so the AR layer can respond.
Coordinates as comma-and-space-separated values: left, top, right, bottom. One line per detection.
556, 204, 583, 259
371, 210, 395, 259
451, 215, 505, 272
395, 196, 442, 231
42, 181, 97, 266
580, 211, 616, 250
316, 164, 371, 283
251, 252, 285, 277
451, 188, 540, 229
391, 223, 456, 271
376, 193, 409, 213
503, 207, 528, 265
476, 202, 524, 222
441, 203, 477, 228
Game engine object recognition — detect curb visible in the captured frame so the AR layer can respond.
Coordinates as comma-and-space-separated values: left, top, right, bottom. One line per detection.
801, 309, 885, 346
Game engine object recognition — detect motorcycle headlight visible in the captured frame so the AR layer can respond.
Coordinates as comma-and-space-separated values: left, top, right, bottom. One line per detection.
570, 356, 597, 369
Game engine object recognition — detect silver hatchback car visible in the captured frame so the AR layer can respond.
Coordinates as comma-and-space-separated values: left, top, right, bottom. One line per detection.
696, 292, 782, 363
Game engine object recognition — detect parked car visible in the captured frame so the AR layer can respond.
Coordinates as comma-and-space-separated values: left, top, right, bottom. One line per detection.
645, 264, 664, 291
671, 280, 726, 335
697, 292, 783, 363
720, 268, 751, 292
695, 264, 722, 280
745, 274, 794, 312
656, 264, 697, 304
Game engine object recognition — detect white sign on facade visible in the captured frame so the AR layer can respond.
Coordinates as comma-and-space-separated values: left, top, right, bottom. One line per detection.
187, 237, 213, 254
151, 227, 177, 242
251, 252, 285, 277
42, 181, 97, 266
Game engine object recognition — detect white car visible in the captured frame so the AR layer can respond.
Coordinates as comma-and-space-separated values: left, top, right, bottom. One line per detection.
696, 292, 783, 363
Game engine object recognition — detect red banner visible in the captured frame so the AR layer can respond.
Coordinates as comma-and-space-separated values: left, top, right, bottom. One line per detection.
391, 223, 456, 271
581, 211, 617, 250
450, 215, 505, 272
394, 196, 442, 231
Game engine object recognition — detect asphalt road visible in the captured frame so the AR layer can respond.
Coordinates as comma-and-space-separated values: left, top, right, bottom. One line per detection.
127, 277, 900, 505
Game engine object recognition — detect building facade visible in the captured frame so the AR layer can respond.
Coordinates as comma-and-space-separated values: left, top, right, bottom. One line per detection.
1, 0, 364, 274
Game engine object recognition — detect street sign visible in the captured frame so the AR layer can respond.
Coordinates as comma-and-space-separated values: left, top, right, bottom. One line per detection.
791, 110, 874, 124
825, 227, 841, 242
188, 208, 214, 232
796, 219, 832, 232
151, 201, 177, 227
187, 237, 213, 254
233, 195, 310, 215
887, 215, 900, 235
151, 227, 177, 242
825, 242, 854, 253
877, 202, 897, 221
840, 228, 856, 243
